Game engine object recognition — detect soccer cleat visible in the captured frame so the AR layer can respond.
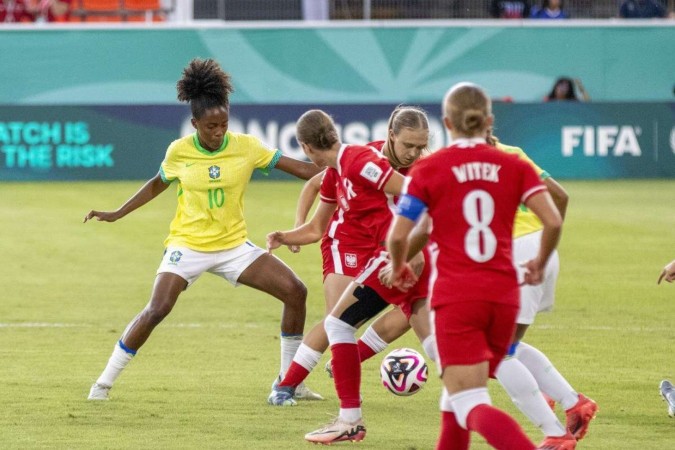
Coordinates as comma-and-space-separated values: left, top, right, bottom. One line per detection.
304, 417, 366, 444
294, 382, 325, 401
537, 432, 577, 450
87, 382, 111, 400
660, 380, 675, 417
324, 359, 333, 379
268, 379, 297, 406
565, 393, 598, 440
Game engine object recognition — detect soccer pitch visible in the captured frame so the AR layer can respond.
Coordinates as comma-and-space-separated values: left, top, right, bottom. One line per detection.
1, 180, 673, 449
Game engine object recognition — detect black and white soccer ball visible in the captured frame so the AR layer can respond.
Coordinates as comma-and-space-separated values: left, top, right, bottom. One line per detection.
380, 347, 428, 396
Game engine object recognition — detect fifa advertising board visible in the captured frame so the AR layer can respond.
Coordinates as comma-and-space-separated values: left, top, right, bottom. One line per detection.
0, 103, 673, 181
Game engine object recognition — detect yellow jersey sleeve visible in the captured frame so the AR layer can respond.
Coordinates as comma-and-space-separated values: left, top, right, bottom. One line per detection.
496, 143, 549, 238
159, 139, 182, 183
242, 134, 281, 175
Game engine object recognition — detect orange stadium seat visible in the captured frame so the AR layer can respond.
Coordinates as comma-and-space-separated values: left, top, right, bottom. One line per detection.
124, 0, 165, 22
81, 0, 121, 10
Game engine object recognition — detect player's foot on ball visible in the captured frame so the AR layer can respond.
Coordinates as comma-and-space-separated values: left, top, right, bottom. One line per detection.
537, 431, 577, 450
565, 393, 598, 440
304, 417, 366, 444
294, 382, 325, 401
87, 383, 111, 400
660, 380, 675, 417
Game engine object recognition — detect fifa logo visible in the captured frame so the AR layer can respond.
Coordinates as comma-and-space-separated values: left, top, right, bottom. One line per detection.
561, 126, 642, 157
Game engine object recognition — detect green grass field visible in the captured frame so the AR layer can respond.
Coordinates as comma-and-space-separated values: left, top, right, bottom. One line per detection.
1, 180, 674, 449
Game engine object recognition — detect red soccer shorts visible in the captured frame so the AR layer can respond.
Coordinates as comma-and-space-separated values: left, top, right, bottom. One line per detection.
321, 239, 373, 279
432, 299, 518, 378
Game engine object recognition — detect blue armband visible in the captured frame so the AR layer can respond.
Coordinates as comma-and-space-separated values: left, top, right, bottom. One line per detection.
396, 194, 427, 222
258, 149, 282, 176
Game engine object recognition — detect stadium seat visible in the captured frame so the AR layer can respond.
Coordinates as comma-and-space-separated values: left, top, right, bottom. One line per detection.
68, 0, 123, 21
124, 0, 165, 22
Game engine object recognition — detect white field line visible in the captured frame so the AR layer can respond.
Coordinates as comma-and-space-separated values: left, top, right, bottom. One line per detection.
0, 322, 668, 332
0, 322, 260, 329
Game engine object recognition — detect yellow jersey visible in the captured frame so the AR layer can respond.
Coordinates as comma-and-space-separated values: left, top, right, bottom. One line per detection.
159, 132, 281, 251
496, 142, 551, 238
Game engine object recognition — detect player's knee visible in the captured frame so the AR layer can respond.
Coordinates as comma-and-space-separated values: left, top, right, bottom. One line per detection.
281, 277, 307, 308
143, 303, 173, 325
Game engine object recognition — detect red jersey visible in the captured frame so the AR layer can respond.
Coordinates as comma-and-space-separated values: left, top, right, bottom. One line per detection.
319, 143, 395, 250
404, 139, 546, 307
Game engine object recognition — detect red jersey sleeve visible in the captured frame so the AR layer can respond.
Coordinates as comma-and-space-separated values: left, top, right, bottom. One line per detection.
518, 160, 547, 204
345, 147, 394, 192
319, 168, 338, 203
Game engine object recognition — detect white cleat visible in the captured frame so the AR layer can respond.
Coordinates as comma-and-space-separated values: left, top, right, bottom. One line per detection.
294, 382, 325, 401
305, 416, 366, 444
324, 359, 333, 379
88, 383, 111, 400
660, 380, 675, 417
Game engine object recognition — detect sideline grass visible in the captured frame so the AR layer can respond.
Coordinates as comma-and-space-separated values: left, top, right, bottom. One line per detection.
1, 180, 674, 449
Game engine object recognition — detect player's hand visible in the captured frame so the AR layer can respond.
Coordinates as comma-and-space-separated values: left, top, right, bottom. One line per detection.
266, 231, 286, 253
658, 260, 675, 284
286, 245, 301, 254
392, 263, 419, 292
378, 263, 394, 287
409, 252, 425, 277
521, 259, 544, 286
83, 210, 120, 223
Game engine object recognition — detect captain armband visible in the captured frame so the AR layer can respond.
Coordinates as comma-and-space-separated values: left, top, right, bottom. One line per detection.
396, 193, 427, 222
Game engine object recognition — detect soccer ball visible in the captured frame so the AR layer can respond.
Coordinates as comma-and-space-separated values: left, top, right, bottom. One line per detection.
380, 348, 428, 396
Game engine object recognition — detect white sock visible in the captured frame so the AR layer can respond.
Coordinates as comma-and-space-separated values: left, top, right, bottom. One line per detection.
448, 387, 491, 429
496, 357, 566, 437
293, 343, 323, 372
280, 334, 303, 379
96, 342, 134, 387
339, 407, 362, 423
515, 342, 579, 410
421, 334, 437, 363
360, 325, 389, 354
440, 387, 453, 412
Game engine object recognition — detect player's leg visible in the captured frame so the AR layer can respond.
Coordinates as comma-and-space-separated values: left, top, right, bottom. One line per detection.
435, 302, 536, 450
236, 251, 307, 389
496, 279, 570, 442
513, 247, 597, 440
270, 273, 353, 405
408, 298, 437, 362
304, 282, 389, 444
88, 272, 187, 400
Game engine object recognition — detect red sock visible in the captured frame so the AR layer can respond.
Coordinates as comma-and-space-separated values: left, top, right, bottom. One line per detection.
466, 404, 535, 450
278, 361, 309, 388
357, 339, 377, 362
330, 343, 361, 408
436, 412, 470, 450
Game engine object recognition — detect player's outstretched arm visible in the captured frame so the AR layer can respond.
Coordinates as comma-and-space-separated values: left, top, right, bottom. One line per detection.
266, 200, 336, 253
288, 171, 324, 253
658, 260, 675, 284
275, 155, 322, 181
83, 173, 170, 223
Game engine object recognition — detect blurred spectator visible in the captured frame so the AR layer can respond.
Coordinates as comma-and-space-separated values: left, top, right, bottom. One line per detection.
619, 0, 668, 18
1, 0, 34, 22
26, 0, 71, 23
546, 77, 590, 101
530, 0, 569, 19
490, 0, 531, 18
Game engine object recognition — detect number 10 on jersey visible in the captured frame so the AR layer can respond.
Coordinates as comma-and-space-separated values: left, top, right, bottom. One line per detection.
208, 188, 225, 208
